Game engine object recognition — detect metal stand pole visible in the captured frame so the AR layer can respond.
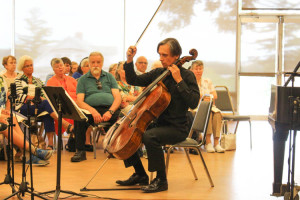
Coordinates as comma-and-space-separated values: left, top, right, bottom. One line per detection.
0, 92, 21, 199
39, 98, 87, 199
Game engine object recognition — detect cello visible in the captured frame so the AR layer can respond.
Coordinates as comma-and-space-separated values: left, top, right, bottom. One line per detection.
103, 48, 198, 160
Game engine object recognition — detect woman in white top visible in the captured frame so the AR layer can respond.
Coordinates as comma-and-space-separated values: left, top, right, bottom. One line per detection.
190, 60, 225, 153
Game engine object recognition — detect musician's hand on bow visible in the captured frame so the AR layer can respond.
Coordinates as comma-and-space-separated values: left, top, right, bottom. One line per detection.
168, 64, 182, 83
126, 46, 137, 63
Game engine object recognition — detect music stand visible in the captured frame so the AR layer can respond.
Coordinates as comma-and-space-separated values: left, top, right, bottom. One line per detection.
39, 86, 88, 199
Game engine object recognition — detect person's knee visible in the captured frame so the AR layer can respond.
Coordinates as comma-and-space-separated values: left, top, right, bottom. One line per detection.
142, 132, 154, 146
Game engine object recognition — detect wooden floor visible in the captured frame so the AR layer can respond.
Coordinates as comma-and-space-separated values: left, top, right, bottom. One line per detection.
0, 121, 299, 200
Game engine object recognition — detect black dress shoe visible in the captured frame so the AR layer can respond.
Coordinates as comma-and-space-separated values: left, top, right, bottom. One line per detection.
141, 178, 168, 193
0, 122, 8, 132
116, 173, 149, 186
71, 151, 86, 162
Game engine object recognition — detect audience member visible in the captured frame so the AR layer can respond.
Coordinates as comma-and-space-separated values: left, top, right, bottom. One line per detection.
0, 75, 53, 166
46, 58, 77, 149
115, 61, 142, 115
135, 56, 148, 75
2, 55, 21, 92
61, 57, 72, 75
72, 57, 89, 80
109, 63, 118, 78
151, 60, 163, 70
15, 55, 74, 150
70, 61, 78, 76
71, 52, 121, 162
190, 60, 224, 153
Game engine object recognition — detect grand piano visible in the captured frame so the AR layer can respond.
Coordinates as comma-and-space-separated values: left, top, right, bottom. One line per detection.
268, 84, 300, 196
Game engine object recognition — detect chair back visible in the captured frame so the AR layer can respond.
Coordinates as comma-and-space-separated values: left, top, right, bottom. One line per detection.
215, 86, 235, 114
188, 95, 213, 144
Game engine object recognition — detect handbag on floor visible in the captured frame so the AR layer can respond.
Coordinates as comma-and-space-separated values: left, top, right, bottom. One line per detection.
220, 120, 236, 151
220, 132, 236, 151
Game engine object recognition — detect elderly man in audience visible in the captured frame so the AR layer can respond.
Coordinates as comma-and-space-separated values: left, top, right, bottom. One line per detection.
15, 55, 74, 150
135, 56, 148, 75
71, 52, 121, 162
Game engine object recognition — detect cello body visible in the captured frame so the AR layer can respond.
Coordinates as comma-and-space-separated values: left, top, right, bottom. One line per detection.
103, 81, 171, 160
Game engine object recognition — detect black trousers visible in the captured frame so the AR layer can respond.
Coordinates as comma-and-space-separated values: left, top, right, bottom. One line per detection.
74, 105, 120, 151
125, 126, 187, 172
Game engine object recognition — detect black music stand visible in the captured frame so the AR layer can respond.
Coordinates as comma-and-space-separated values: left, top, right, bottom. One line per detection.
0, 84, 21, 200
39, 86, 88, 199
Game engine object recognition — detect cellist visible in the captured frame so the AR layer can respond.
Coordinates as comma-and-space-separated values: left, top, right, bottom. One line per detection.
116, 38, 200, 193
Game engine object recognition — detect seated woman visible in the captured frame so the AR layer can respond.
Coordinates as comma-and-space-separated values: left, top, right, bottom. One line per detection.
0, 75, 52, 166
109, 63, 117, 78
190, 60, 225, 153
2, 55, 22, 93
69, 61, 78, 77
72, 57, 89, 80
46, 58, 93, 151
115, 61, 142, 116
15, 55, 74, 150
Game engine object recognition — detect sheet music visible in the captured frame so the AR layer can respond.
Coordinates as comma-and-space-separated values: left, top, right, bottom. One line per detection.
13, 111, 27, 122
42, 86, 88, 121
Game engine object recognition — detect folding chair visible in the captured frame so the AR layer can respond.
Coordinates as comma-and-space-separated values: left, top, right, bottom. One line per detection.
215, 86, 252, 149
91, 122, 111, 159
164, 95, 214, 187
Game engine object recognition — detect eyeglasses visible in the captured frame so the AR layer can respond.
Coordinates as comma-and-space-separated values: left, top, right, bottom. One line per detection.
138, 62, 148, 65
23, 64, 33, 68
96, 80, 102, 90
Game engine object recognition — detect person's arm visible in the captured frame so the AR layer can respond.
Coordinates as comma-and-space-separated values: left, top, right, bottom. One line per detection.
76, 93, 103, 123
176, 71, 200, 110
102, 88, 121, 122
15, 78, 28, 104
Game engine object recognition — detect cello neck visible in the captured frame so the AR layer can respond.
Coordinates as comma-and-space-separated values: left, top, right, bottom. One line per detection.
133, 69, 170, 105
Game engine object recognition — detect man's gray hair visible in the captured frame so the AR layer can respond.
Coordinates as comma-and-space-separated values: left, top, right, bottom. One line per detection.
89, 51, 104, 61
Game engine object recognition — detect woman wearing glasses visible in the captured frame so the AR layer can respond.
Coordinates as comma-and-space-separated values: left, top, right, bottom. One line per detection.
0, 74, 53, 166
15, 55, 74, 150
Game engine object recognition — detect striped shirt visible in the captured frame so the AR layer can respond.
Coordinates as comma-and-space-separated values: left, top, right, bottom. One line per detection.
15, 74, 44, 110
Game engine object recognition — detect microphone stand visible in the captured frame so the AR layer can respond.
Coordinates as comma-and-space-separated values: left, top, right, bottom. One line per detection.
4, 99, 47, 200
0, 88, 21, 199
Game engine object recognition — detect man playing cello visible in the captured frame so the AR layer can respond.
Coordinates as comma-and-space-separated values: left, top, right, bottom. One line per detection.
116, 38, 200, 193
